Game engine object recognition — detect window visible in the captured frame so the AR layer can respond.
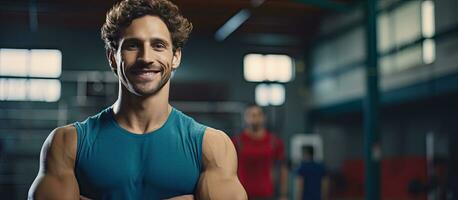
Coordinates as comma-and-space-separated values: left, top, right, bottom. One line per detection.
0, 48, 62, 102
377, 0, 435, 74
244, 54, 265, 82
245, 53, 291, 106
0, 49, 29, 76
29, 49, 62, 78
244, 53, 294, 82
378, 1, 422, 53
421, 0, 435, 64
312, 27, 365, 76
255, 83, 285, 106
421, 0, 435, 38
422, 39, 435, 64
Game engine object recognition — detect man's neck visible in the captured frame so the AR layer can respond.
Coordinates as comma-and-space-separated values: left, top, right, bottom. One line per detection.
112, 82, 171, 134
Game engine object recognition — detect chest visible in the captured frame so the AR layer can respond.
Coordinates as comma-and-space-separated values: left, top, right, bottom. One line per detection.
75, 132, 201, 198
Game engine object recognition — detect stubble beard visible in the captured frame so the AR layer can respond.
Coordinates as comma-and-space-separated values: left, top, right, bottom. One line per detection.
131, 69, 172, 97
122, 61, 174, 97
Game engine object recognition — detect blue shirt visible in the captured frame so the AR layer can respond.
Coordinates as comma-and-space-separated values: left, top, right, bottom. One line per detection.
297, 161, 326, 200
73, 107, 206, 199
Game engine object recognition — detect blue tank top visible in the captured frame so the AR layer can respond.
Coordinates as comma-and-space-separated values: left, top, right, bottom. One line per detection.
73, 107, 206, 199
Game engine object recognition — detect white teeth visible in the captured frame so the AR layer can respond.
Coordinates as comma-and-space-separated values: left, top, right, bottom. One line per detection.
134, 71, 159, 74
136, 71, 153, 74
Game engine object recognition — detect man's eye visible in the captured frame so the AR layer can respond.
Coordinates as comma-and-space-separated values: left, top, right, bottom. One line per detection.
124, 43, 138, 49
154, 43, 166, 49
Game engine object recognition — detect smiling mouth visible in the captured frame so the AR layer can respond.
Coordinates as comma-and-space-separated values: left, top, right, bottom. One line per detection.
131, 69, 161, 81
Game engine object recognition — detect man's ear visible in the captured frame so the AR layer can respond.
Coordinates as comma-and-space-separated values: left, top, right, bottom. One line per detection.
172, 48, 182, 71
106, 49, 118, 76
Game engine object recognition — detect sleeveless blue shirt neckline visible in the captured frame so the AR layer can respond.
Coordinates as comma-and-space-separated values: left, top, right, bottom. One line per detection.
107, 106, 177, 138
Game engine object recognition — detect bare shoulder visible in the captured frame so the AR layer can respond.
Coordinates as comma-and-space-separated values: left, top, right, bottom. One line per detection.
203, 127, 232, 146
202, 128, 235, 155
45, 125, 77, 153
48, 125, 77, 145
201, 127, 237, 171
41, 125, 78, 172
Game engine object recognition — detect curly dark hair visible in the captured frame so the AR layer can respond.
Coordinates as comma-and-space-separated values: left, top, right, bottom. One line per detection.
101, 0, 193, 52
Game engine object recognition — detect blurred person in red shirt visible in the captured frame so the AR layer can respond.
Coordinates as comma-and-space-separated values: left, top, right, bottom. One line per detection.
232, 104, 288, 200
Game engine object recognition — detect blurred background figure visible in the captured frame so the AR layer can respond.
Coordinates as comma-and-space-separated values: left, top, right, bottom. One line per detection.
295, 146, 329, 200
232, 104, 288, 200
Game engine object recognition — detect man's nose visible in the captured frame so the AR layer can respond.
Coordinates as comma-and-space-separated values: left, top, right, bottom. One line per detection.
138, 44, 155, 63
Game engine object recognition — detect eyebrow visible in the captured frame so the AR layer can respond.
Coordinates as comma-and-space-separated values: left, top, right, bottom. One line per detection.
122, 37, 171, 47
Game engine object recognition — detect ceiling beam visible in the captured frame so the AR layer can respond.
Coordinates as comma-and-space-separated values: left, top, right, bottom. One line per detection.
214, 9, 251, 41
213, 0, 268, 41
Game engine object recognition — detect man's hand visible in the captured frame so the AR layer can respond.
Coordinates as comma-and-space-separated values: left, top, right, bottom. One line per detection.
196, 128, 247, 200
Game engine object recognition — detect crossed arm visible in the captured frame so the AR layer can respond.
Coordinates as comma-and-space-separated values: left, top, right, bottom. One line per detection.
28, 126, 246, 200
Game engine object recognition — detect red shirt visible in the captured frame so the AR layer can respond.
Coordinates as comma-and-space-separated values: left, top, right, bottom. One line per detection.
231, 130, 285, 198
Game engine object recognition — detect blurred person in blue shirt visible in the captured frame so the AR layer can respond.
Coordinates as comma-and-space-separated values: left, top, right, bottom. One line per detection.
295, 146, 329, 200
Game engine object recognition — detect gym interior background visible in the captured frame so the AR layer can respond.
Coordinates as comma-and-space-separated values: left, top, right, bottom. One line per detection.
1, 0, 457, 199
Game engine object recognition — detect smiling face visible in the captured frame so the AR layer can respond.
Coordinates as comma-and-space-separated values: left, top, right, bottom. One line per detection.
109, 15, 181, 97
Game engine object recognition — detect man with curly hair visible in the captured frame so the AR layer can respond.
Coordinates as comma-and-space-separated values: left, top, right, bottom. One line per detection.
28, 0, 247, 199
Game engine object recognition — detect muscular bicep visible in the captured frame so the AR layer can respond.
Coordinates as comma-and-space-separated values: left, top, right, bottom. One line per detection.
28, 125, 80, 200
196, 129, 247, 200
